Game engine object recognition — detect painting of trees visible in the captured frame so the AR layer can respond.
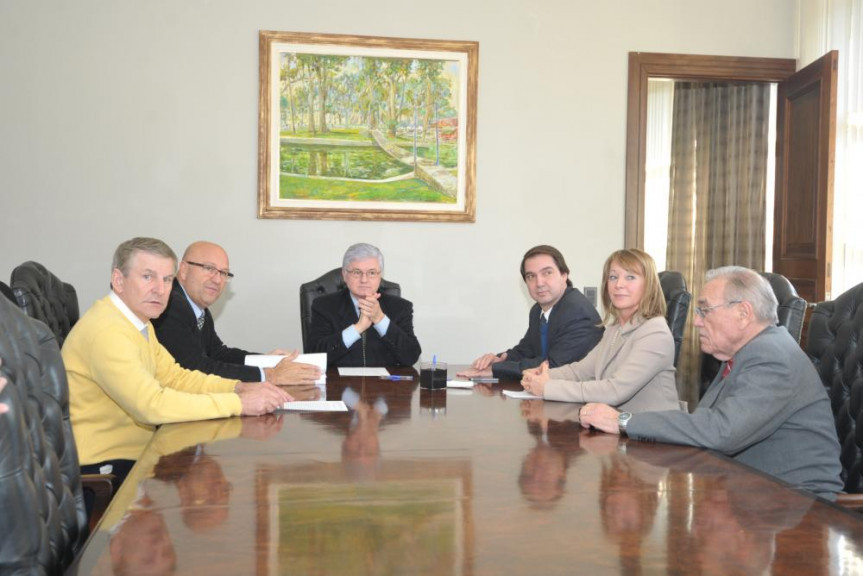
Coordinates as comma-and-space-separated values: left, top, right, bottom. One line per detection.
278, 53, 455, 140
258, 32, 477, 222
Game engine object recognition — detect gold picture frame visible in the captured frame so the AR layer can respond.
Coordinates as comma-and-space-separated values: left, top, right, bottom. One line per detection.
257, 31, 478, 222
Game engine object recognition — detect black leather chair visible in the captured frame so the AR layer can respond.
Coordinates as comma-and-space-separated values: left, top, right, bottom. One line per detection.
0, 293, 90, 573
0, 280, 15, 304
658, 271, 691, 367
700, 271, 807, 396
10, 261, 80, 346
761, 272, 807, 343
299, 267, 401, 352
806, 282, 863, 509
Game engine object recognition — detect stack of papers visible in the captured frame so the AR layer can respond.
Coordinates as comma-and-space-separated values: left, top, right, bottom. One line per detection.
245, 352, 327, 385
337, 367, 390, 377
281, 400, 347, 412
446, 380, 475, 389
502, 389, 542, 400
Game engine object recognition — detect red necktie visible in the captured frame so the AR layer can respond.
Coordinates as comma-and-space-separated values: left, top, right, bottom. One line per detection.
721, 358, 734, 379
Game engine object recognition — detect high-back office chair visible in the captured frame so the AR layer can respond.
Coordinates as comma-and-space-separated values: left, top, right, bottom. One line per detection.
10, 261, 80, 346
299, 267, 401, 352
658, 271, 691, 367
0, 293, 90, 573
0, 280, 16, 304
761, 272, 808, 343
700, 271, 807, 396
806, 282, 863, 509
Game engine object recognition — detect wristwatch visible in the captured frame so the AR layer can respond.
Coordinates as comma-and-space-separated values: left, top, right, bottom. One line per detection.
618, 411, 633, 435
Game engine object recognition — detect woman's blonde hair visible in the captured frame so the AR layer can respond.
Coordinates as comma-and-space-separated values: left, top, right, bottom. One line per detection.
600, 248, 666, 324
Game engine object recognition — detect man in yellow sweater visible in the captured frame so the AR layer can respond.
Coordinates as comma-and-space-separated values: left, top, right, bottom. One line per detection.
63, 237, 291, 490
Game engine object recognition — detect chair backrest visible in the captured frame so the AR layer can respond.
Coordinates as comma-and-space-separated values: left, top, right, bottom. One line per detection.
700, 271, 808, 396
0, 280, 16, 304
805, 282, 863, 494
658, 271, 691, 367
10, 261, 80, 346
299, 267, 401, 352
0, 293, 88, 573
760, 272, 807, 343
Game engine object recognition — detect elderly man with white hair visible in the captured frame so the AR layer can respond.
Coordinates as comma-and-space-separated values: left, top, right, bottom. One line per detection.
580, 266, 843, 500
308, 243, 421, 368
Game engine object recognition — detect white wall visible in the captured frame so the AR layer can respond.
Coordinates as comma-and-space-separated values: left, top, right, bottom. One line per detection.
0, 0, 796, 363
797, 0, 830, 66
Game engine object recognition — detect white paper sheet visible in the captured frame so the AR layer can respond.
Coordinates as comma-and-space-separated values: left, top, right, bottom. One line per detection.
245, 353, 327, 385
280, 400, 348, 412
337, 367, 390, 377
446, 380, 475, 389
502, 389, 542, 400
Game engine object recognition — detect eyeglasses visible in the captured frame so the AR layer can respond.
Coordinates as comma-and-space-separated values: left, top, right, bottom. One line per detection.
185, 261, 234, 281
694, 300, 741, 318
346, 269, 380, 280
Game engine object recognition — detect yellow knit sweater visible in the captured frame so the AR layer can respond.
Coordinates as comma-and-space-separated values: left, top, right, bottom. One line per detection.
63, 296, 242, 464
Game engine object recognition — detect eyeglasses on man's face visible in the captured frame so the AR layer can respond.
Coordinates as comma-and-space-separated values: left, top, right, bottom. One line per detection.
694, 300, 742, 318
185, 261, 234, 281
346, 269, 380, 280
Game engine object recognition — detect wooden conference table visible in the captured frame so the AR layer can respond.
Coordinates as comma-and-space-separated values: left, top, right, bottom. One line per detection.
70, 367, 863, 575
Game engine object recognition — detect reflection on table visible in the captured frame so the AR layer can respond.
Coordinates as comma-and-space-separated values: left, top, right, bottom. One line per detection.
70, 368, 863, 575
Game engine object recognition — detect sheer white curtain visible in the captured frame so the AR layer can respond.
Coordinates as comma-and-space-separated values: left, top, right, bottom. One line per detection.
644, 79, 674, 271
831, 0, 863, 296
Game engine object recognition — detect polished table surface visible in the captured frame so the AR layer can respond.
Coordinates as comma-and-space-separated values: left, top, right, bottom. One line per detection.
70, 367, 863, 575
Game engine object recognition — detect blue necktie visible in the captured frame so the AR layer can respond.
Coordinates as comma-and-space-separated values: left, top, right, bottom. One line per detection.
540, 314, 549, 359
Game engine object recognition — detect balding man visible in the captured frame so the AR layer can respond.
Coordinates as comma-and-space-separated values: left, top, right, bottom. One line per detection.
579, 266, 842, 500
154, 241, 320, 385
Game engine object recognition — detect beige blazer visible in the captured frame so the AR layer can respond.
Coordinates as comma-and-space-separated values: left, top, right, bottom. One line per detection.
544, 315, 680, 412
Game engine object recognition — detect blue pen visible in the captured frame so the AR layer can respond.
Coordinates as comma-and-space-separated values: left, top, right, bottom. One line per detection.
433, 355, 437, 370
379, 375, 414, 381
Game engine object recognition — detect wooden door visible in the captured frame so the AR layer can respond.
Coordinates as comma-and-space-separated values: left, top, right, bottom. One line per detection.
773, 51, 838, 303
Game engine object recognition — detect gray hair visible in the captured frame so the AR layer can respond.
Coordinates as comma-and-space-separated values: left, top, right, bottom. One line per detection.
705, 266, 779, 325
342, 243, 384, 272
112, 237, 177, 276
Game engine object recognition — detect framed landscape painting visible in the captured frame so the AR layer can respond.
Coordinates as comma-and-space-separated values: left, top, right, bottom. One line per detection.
257, 31, 478, 222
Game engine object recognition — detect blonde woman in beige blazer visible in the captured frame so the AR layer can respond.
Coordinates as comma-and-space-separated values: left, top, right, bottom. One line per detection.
522, 249, 680, 413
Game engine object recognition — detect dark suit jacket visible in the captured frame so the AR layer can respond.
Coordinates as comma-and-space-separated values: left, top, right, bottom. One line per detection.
152, 280, 260, 381
492, 286, 604, 379
628, 325, 843, 499
308, 289, 421, 367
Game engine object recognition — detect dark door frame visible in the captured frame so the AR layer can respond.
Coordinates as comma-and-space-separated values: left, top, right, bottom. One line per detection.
624, 52, 797, 248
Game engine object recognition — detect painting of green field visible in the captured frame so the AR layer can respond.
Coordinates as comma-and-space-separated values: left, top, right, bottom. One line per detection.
277, 51, 462, 204
280, 173, 456, 203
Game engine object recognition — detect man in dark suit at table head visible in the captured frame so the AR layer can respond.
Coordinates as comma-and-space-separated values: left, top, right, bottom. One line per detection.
580, 266, 843, 499
153, 241, 320, 385
458, 245, 603, 380
307, 243, 422, 367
